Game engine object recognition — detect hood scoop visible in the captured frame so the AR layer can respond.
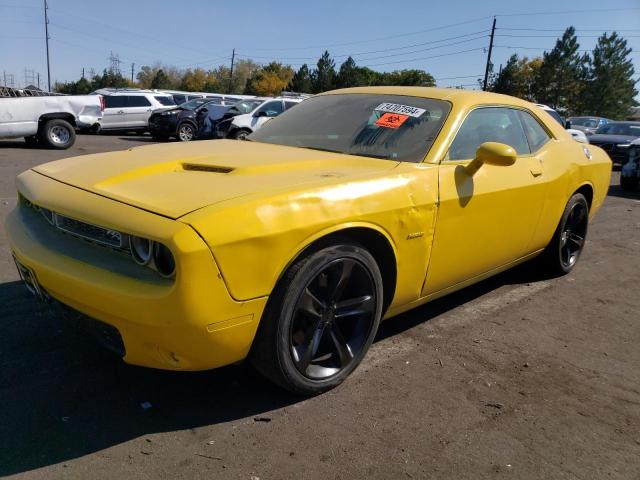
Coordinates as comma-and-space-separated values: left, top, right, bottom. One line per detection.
182, 163, 234, 174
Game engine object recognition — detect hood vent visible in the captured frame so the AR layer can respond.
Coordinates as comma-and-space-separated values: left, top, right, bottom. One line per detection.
182, 163, 234, 174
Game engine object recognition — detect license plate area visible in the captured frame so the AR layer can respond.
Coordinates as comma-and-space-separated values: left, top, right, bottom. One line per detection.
13, 255, 44, 300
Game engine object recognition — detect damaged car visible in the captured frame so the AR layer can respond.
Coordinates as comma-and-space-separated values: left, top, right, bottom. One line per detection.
6, 87, 611, 394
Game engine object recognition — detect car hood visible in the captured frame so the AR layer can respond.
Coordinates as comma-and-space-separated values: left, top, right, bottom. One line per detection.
588, 134, 637, 144
32, 140, 398, 219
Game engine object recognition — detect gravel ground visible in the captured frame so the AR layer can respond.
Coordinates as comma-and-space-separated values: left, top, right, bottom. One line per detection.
1, 134, 639, 479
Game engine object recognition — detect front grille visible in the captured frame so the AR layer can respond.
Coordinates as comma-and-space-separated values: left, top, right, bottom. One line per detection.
21, 197, 129, 252
55, 214, 125, 248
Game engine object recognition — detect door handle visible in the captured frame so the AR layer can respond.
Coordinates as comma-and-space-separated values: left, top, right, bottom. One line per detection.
529, 159, 543, 177
147, 109, 152, 112
117, 110, 125, 114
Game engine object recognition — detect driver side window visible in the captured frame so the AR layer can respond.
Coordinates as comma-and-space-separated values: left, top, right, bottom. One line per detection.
448, 107, 530, 161
257, 101, 284, 117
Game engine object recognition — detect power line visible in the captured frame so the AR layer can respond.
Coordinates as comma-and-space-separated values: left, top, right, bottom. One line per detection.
495, 7, 640, 17
498, 27, 640, 32
496, 33, 640, 38
243, 16, 493, 52
361, 47, 487, 68
235, 34, 490, 65
236, 30, 490, 61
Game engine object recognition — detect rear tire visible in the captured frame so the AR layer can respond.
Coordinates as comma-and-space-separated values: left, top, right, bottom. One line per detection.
250, 243, 383, 395
39, 119, 76, 149
537, 193, 589, 276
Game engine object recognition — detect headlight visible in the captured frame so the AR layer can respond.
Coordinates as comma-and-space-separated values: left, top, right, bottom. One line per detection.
153, 243, 176, 278
130, 236, 152, 265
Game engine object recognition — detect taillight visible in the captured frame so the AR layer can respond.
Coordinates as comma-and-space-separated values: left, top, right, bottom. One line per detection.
99, 95, 105, 112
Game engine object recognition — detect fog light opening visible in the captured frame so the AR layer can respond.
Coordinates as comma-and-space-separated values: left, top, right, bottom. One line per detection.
130, 236, 153, 265
153, 243, 176, 278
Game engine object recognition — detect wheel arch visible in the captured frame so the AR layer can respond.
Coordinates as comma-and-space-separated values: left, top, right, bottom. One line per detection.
38, 113, 76, 127
276, 224, 398, 313
227, 127, 252, 139
573, 182, 593, 210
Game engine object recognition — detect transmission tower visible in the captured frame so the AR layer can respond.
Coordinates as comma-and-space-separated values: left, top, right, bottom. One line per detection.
108, 51, 122, 75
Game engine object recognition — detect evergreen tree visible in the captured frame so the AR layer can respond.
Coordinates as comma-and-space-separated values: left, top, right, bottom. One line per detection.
491, 54, 521, 97
585, 32, 638, 119
311, 51, 336, 93
151, 69, 171, 89
289, 64, 313, 93
533, 27, 588, 114
336, 57, 360, 88
381, 69, 435, 86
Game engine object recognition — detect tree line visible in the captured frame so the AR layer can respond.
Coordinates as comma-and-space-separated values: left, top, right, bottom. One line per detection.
488, 27, 637, 119
55, 50, 435, 97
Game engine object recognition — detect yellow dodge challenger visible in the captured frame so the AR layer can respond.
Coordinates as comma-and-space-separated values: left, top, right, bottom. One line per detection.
6, 87, 611, 394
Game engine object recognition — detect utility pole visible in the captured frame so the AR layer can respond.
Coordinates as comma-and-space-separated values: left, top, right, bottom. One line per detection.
131, 63, 135, 83
44, 0, 51, 92
37, 72, 40, 89
228, 48, 235, 94
482, 17, 496, 91
82, 67, 85, 78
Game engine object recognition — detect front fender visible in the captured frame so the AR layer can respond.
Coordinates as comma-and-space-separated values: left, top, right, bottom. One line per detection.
182, 167, 439, 307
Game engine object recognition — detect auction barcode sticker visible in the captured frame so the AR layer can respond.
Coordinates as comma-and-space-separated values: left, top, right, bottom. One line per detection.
375, 103, 426, 118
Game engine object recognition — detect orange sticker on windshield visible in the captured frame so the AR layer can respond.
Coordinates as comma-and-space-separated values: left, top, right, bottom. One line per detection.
375, 112, 409, 129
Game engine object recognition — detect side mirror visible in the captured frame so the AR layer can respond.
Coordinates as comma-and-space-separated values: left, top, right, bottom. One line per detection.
254, 110, 267, 118
199, 108, 208, 114
565, 119, 572, 129
467, 142, 516, 175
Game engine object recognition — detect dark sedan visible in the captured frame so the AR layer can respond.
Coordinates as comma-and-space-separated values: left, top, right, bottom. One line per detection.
588, 121, 640, 165
567, 116, 611, 135
148, 98, 233, 142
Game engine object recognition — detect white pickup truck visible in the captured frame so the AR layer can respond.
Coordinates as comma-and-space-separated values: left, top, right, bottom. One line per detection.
0, 95, 103, 149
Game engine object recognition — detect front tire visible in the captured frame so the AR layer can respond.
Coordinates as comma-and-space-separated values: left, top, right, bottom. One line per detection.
39, 119, 76, 149
251, 243, 384, 395
177, 123, 196, 142
538, 193, 589, 275
232, 129, 251, 140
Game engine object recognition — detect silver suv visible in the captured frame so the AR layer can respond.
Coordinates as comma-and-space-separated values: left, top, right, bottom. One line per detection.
95, 89, 175, 132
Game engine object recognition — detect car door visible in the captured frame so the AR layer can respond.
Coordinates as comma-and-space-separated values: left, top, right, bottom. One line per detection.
125, 95, 154, 128
100, 96, 127, 129
423, 106, 548, 296
250, 100, 284, 130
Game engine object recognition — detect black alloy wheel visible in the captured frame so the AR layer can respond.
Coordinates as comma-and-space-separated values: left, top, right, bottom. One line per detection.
251, 243, 384, 395
559, 201, 588, 270
538, 193, 589, 275
289, 257, 377, 380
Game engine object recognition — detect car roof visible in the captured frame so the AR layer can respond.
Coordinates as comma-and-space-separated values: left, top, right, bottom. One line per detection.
321, 86, 539, 109
605, 120, 640, 125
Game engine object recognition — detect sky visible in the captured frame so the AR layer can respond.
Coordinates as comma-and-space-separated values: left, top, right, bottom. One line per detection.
1, 0, 639, 92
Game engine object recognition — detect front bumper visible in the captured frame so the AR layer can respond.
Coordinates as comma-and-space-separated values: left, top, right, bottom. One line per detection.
6, 170, 268, 371
148, 115, 179, 136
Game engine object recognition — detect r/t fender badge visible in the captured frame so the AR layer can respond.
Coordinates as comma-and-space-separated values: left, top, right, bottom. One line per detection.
582, 146, 592, 160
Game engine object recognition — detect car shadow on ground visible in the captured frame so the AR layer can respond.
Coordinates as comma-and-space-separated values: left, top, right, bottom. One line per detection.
0, 262, 552, 476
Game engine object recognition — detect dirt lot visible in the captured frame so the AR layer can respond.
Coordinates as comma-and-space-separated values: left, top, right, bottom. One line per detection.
0, 135, 639, 480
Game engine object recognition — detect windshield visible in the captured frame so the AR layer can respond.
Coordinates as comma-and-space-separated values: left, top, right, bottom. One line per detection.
249, 94, 451, 162
228, 100, 264, 114
179, 98, 215, 110
595, 123, 640, 136
154, 96, 176, 106
570, 117, 598, 128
